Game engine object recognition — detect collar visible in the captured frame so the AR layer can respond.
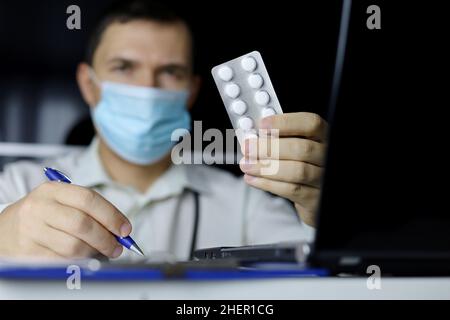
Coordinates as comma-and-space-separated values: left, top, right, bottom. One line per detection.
70, 137, 211, 202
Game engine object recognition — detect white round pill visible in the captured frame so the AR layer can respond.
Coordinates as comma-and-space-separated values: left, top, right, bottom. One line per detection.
238, 117, 254, 130
255, 90, 270, 105
231, 100, 247, 115
241, 56, 257, 72
217, 65, 233, 81
262, 107, 276, 118
224, 83, 240, 98
248, 73, 264, 89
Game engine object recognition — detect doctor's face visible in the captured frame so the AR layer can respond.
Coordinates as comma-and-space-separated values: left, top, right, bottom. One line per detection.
78, 19, 198, 107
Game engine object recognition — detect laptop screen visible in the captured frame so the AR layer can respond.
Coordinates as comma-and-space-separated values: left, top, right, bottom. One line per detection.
315, 0, 450, 256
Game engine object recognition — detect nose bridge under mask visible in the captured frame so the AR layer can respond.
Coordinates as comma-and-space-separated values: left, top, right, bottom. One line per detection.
102, 83, 189, 121
88, 67, 189, 101
89, 67, 191, 165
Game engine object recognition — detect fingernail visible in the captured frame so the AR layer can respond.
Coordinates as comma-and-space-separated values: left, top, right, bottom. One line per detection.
112, 246, 123, 258
244, 174, 256, 182
240, 162, 253, 172
242, 139, 249, 156
243, 137, 259, 156
241, 138, 251, 156
120, 223, 132, 237
260, 117, 272, 129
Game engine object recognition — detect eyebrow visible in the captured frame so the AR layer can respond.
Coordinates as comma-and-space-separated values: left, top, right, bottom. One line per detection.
105, 57, 190, 73
157, 63, 190, 73
106, 57, 138, 66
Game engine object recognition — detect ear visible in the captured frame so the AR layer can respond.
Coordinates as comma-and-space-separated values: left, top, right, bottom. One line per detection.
76, 62, 100, 108
187, 75, 202, 111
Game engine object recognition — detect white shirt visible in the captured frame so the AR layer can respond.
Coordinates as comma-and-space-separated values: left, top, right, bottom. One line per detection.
0, 138, 314, 261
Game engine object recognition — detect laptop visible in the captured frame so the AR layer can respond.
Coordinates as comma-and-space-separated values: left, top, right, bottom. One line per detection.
195, 0, 450, 276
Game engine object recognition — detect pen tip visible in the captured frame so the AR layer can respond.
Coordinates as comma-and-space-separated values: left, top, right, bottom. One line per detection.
130, 244, 145, 256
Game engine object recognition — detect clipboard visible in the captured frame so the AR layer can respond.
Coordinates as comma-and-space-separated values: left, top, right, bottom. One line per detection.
0, 259, 329, 281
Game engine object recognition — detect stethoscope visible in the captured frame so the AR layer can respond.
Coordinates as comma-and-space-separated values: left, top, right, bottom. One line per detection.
189, 190, 200, 260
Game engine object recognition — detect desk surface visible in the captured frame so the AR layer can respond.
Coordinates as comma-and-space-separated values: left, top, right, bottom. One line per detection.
1, 277, 449, 299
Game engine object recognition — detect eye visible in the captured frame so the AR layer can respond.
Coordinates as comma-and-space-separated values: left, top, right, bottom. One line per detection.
113, 64, 131, 72
164, 67, 178, 76
162, 66, 187, 79
110, 61, 134, 73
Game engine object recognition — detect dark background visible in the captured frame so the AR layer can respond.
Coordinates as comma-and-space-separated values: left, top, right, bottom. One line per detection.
0, 0, 343, 174
315, 0, 450, 254
0, 0, 341, 141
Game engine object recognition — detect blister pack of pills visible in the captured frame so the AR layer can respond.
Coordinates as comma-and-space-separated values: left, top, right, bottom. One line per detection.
211, 51, 283, 144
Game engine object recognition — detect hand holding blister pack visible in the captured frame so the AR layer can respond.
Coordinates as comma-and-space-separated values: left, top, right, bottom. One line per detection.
211, 51, 283, 146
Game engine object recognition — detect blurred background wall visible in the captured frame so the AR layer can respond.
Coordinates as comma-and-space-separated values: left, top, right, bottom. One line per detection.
0, 0, 342, 171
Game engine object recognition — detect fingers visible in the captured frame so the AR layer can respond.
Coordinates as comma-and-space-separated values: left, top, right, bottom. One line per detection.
242, 137, 326, 166
260, 112, 328, 141
243, 175, 320, 213
32, 222, 98, 259
39, 201, 123, 258
41, 182, 131, 237
240, 158, 323, 188
294, 203, 316, 227
20, 241, 66, 261
238, 112, 327, 228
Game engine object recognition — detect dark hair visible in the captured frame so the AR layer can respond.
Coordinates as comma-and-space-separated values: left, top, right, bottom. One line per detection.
85, 0, 192, 66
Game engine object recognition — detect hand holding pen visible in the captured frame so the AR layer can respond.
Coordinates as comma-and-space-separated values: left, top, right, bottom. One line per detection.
44, 167, 144, 256
0, 167, 143, 258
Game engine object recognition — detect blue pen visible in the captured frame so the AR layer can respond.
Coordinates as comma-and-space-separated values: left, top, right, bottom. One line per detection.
43, 167, 144, 256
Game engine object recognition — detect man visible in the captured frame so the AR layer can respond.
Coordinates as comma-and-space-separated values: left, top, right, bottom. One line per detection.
0, 0, 327, 261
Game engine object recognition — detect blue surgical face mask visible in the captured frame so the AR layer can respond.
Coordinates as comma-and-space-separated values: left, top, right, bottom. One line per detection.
90, 72, 191, 165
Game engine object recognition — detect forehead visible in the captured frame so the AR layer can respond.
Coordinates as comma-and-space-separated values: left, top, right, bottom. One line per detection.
93, 19, 192, 66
